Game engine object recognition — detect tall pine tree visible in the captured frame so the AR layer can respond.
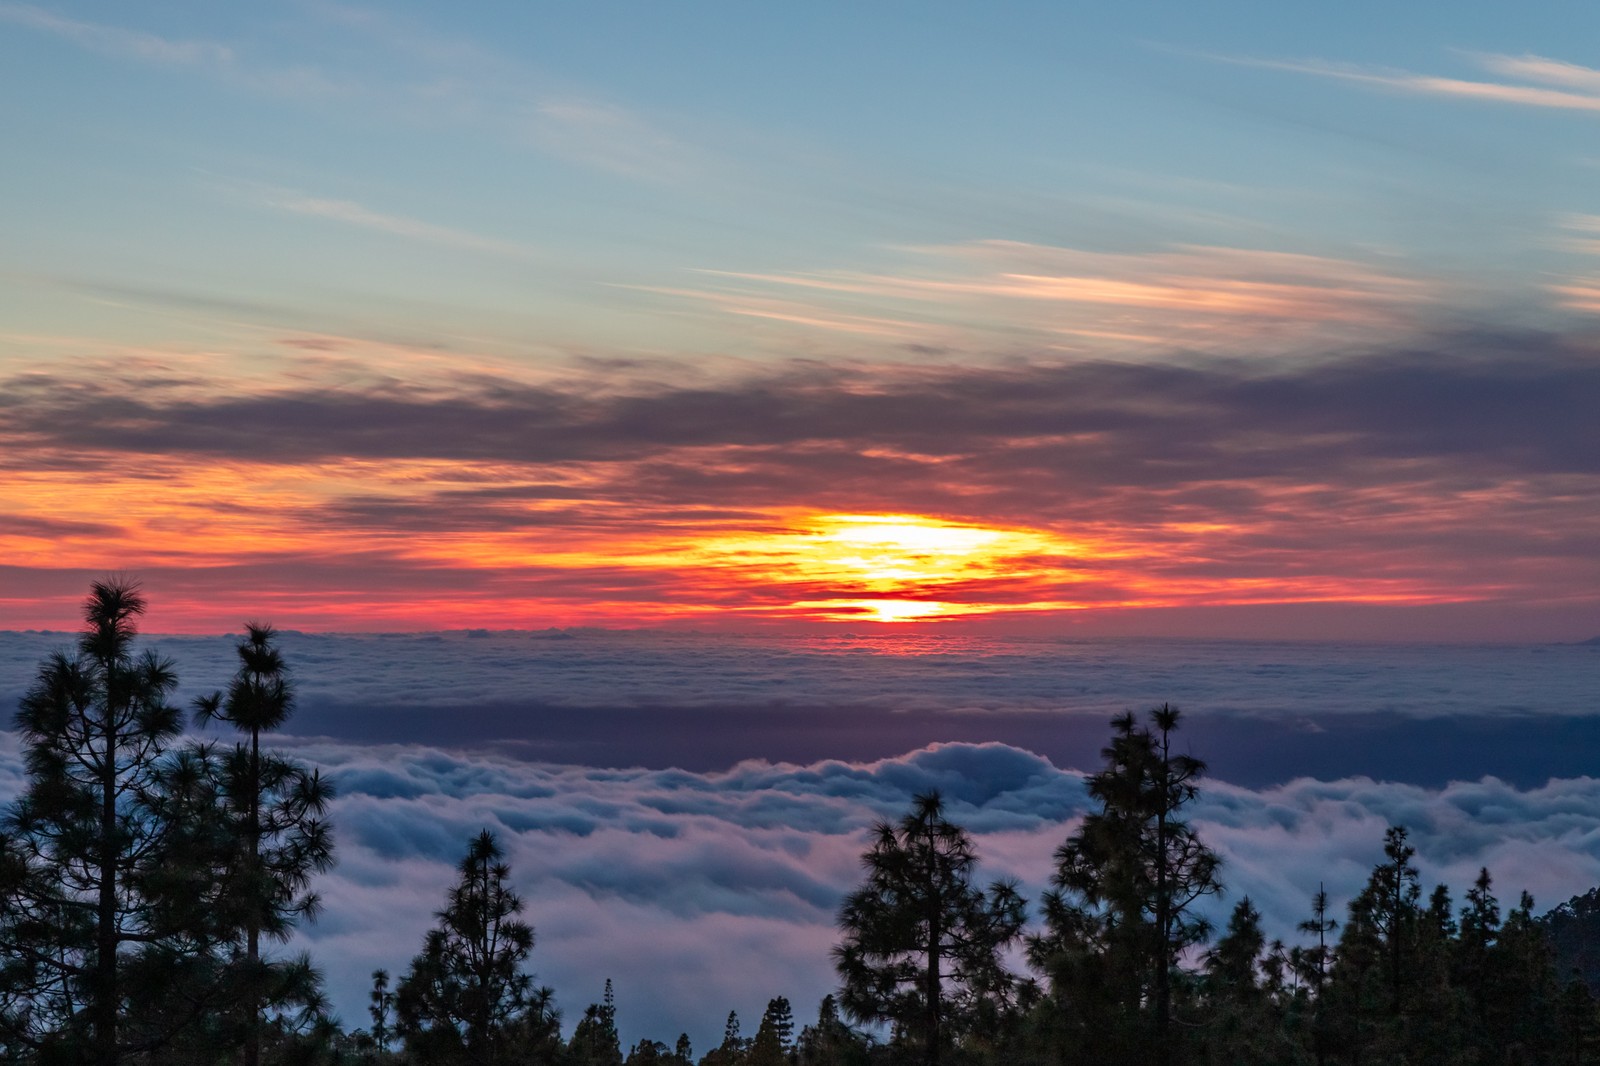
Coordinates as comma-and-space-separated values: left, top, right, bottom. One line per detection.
834, 791, 1026, 1066
1030, 706, 1220, 1065
397, 830, 547, 1065
193, 622, 334, 1066
0, 580, 183, 1064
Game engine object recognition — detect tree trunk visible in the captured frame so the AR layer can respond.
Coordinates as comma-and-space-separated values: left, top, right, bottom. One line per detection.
97, 706, 119, 1066
924, 817, 941, 1066
245, 727, 262, 1066
1314, 888, 1327, 1066
476, 846, 491, 1065
1388, 878, 1403, 1019
1155, 728, 1171, 1066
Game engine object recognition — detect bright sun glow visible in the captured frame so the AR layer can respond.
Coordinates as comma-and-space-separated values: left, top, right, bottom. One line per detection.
790, 598, 977, 623
807, 514, 1012, 582
680, 512, 1102, 623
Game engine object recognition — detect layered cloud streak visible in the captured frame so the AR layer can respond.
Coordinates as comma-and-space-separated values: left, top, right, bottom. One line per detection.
3, 331, 1598, 634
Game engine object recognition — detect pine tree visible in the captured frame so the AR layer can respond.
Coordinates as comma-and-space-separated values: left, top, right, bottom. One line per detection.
761, 996, 795, 1051
795, 994, 869, 1066
748, 997, 795, 1066
699, 1009, 748, 1066
834, 791, 1027, 1066
1144, 704, 1218, 1057
569, 982, 624, 1066
370, 968, 394, 1055
1297, 885, 1338, 996
1199, 897, 1280, 1065
1542, 884, 1600, 992
1454, 868, 1500, 1053
1557, 978, 1599, 1066
0, 580, 183, 1064
1408, 882, 1461, 1062
1367, 826, 1421, 1019
628, 1038, 670, 1063
1296, 884, 1338, 1066
747, 1016, 784, 1066
748, 998, 800, 1062
1325, 826, 1430, 1064
1029, 705, 1220, 1065
193, 622, 334, 1066
396, 830, 541, 1064
1493, 890, 1561, 1060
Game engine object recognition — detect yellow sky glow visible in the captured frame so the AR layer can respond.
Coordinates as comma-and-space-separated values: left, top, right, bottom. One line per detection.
0, 452, 1534, 631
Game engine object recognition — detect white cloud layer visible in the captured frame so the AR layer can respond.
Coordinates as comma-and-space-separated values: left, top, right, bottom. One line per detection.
5, 731, 1599, 1051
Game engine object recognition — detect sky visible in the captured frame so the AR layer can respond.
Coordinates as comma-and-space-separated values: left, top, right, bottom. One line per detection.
6, 4, 1600, 1043
3, 1, 1599, 638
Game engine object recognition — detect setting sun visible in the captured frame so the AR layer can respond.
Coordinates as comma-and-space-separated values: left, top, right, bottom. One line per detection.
675, 512, 1094, 623
802, 514, 1027, 583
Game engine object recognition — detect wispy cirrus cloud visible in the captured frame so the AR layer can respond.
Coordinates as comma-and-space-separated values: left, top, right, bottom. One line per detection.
0, 1, 233, 67
1554, 213, 1600, 252
1, 3, 703, 182
1477, 53, 1600, 94
262, 189, 539, 259
0, 1, 355, 100
669, 240, 1436, 355
301, 2, 709, 180
739, 242, 1426, 316
1243, 50, 1600, 114
1551, 279, 1600, 313
1546, 215, 1600, 313
632, 285, 929, 339
530, 100, 703, 182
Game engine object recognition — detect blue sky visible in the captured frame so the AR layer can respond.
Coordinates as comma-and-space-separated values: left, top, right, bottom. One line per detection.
3, 1, 1600, 637
7, 0, 1599, 359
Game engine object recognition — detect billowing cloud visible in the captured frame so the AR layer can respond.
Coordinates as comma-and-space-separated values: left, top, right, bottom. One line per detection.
5, 732, 1597, 1050
246, 742, 1600, 1048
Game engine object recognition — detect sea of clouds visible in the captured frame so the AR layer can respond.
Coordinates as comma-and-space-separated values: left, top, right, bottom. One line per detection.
289, 739, 1600, 1049
6, 630, 1597, 725
4, 736, 1593, 1051
5, 630, 1600, 784
3, 632, 1600, 1049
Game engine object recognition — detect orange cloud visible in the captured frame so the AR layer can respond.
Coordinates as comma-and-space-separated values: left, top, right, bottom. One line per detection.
3, 341, 1597, 634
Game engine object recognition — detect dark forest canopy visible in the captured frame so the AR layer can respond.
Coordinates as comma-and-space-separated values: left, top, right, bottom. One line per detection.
3, 584, 1600, 1065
